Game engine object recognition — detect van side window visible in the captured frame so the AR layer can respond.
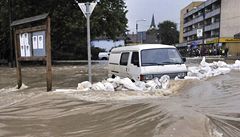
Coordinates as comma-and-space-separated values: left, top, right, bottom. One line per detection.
120, 52, 129, 66
131, 52, 139, 67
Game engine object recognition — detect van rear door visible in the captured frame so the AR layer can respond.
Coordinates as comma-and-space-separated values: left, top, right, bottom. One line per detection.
108, 52, 121, 77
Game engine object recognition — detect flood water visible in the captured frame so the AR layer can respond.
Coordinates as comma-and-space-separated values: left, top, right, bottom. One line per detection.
0, 60, 240, 137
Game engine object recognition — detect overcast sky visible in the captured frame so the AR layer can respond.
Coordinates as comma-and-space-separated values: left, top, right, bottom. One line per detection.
125, 0, 205, 33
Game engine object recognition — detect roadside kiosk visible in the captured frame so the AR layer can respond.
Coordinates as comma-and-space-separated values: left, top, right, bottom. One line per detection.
11, 13, 52, 91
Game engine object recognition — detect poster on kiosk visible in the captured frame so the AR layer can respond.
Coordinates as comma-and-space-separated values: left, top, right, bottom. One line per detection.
32, 31, 46, 56
19, 33, 31, 57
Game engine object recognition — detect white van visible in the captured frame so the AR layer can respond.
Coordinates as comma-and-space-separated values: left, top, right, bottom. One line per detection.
108, 44, 187, 81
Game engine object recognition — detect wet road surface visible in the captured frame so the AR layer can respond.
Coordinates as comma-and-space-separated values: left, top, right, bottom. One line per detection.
0, 62, 240, 137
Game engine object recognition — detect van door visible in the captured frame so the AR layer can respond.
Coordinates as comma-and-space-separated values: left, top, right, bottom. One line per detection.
127, 52, 141, 81
119, 52, 130, 78
108, 52, 121, 77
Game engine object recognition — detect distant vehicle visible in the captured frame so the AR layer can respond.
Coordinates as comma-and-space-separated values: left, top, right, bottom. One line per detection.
98, 52, 109, 60
108, 44, 187, 81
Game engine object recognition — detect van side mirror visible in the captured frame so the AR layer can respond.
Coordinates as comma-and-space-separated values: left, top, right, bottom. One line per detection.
182, 57, 186, 62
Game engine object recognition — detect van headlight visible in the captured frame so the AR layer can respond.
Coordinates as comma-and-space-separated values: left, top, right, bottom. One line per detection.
140, 74, 154, 81
177, 72, 187, 78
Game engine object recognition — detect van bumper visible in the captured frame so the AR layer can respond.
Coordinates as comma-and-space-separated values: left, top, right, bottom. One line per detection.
140, 72, 187, 81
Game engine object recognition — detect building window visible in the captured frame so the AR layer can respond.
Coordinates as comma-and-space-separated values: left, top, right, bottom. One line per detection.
211, 29, 219, 37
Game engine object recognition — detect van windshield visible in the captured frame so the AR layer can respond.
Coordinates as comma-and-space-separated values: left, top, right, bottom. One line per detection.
141, 48, 183, 66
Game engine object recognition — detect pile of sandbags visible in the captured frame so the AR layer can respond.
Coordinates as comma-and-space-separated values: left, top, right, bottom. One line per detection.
77, 58, 240, 91
230, 60, 240, 70
77, 75, 170, 92
186, 57, 237, 80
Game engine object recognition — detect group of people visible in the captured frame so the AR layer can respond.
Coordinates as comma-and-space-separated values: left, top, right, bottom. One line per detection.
178, 45, 229, 57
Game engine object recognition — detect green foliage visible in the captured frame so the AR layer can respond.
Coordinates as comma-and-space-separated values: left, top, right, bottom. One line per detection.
157, 20, 179, 45
0, 0, 10, 59
91, 46, 105, 60
0, 0, 128, 60
92, 0, 128, 40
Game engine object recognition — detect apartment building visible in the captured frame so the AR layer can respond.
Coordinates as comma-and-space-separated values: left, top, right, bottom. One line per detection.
179, 0, 240, 56
179, 1, 204, 44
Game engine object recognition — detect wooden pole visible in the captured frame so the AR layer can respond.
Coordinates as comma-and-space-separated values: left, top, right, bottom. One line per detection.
46, 17, 52, 91
14, 31, 22, 89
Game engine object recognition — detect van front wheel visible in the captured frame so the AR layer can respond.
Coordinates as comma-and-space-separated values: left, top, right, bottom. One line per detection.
111, 75, 116, 79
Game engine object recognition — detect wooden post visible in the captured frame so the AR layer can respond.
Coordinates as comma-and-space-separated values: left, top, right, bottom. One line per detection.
46, 17, 52, 91
14, 31, 22, 89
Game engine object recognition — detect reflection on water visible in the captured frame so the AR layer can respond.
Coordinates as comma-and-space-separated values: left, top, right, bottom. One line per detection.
0, 62, 240, 137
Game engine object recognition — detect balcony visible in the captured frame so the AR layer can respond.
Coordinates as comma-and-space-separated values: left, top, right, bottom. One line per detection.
184, 0, 221, 18
183, 29, 197, 37
184, 3, 205, 18
204, 22, 220, 31
184, 9, 197, 19
184, 15, 204, 28
205, 0, 219, 7
205, 8, 220, 19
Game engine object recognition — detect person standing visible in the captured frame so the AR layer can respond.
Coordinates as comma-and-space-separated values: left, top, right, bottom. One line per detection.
214, 46, 218, 55
224, 47, 229, 57
200, 46, 206, 56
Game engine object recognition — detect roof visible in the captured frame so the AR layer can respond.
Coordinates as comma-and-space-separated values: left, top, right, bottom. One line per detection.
150, 14, 156, 29
111, 44, 175, 53
11, 13, 49, 27
181, 1, 204, 12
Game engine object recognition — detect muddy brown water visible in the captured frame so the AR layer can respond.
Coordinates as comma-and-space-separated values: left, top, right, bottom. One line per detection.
0, 61, 240, 137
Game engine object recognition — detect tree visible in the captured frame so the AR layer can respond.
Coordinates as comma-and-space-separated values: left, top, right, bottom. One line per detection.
146, 28, 158, 44
0, 0, 128, 61
157, 20, 179, 45
0, 0, 11, 60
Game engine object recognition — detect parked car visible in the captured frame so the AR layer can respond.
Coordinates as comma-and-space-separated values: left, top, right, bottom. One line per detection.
108, 44, 187, 81
98, 52, 109, 60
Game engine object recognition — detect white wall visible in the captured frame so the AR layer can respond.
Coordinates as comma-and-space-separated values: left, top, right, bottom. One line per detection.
91, 40, 125, 51
220, 0, 240, 37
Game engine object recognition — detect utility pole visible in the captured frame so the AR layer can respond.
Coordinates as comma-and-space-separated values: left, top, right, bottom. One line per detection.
136, 19, 146, 44
136, 23, 138, 43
